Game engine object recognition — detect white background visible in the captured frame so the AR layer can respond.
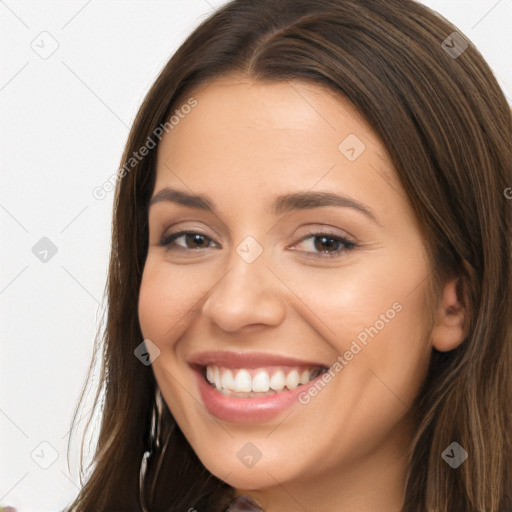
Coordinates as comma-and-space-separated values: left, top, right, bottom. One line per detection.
1, 1, 510, 510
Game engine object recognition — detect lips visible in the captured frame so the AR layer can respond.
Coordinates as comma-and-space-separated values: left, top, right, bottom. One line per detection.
189, 350, 328, 369
189, 351, 330, 422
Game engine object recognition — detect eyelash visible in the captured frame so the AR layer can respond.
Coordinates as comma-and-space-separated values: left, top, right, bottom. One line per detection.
158, 229, 357, 258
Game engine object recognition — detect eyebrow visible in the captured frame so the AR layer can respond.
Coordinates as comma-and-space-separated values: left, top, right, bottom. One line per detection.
149, 187, 380, 225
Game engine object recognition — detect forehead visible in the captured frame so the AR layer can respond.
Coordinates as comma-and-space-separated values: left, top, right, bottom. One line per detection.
154, 77, 401, 209
159, 76, 378, 154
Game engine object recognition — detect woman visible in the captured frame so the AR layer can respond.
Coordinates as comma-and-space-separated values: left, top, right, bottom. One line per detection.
64, 0, 512, 510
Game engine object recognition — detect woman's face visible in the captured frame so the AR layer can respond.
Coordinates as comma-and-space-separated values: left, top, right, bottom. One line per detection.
138, 77, 434, 507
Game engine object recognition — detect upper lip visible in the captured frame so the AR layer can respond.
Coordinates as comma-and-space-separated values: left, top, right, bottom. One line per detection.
188, 350, 329, 369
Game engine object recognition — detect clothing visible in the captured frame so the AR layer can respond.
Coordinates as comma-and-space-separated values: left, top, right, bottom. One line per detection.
227, 495, 264, 511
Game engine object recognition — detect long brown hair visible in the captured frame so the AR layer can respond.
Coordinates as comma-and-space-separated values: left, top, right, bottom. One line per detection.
63, 0, 512, 510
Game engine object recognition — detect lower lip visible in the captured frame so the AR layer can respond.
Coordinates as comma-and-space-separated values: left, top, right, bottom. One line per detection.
193, 367, 324, 423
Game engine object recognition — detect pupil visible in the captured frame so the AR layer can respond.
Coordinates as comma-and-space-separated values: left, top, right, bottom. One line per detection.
315, 236, 337, 252
189, 234, 206, 248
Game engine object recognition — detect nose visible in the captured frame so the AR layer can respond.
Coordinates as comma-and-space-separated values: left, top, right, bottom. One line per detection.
201, 245, 286, 333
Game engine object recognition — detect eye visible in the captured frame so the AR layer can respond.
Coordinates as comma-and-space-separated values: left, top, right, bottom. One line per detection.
291, 230, 357, 258
158, 230, 219, 251
158, 229, 357, 258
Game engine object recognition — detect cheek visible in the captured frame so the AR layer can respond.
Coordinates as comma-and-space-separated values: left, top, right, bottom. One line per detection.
137, 258, 205, 435
279, 249, 427, 326
277, 250, 431, 393
137, 258, 194, 343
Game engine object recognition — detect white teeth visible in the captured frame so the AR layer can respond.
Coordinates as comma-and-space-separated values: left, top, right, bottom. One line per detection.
269, 370, 286, 391
204, 365, 322, 394
213, 366, 221, 389
285, 369, 300, 390
252, 371, 270, 392
221, 369, 234, 390
234, 369, 252, 392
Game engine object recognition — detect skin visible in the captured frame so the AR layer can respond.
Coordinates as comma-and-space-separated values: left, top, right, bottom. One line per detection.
138, 76, 466, 511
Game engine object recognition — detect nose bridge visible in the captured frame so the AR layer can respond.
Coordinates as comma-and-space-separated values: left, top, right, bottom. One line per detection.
219, 232, 269, 292
201, 233, 285, 331
212, 233, 269, 304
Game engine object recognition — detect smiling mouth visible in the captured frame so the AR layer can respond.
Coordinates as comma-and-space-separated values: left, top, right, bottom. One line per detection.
201, 365, 328, 398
